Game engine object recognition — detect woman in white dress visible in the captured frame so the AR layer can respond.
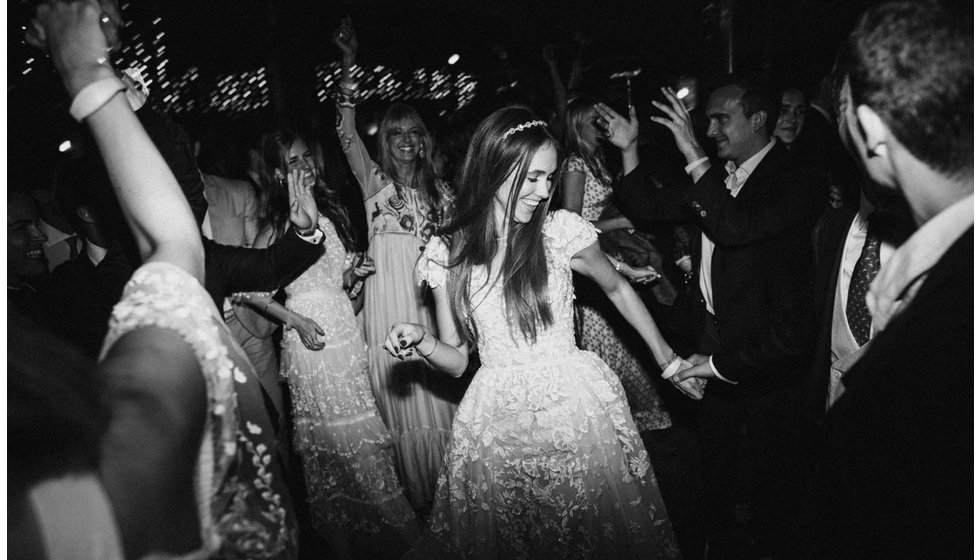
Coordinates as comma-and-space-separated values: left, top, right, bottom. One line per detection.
385, 106, 698, 559
332, 17, 461, 511
239, 129, 419, 558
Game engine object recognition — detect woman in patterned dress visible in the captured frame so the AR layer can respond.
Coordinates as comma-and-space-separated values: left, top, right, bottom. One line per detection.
332, 17, 462, 511
383, 106, 688, 559
238, 129, 419, 558
560, 97, 674, 434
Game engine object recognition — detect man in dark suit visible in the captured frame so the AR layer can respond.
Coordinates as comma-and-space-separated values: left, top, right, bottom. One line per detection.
813, 2, 972, 558
597, 74, 824, 555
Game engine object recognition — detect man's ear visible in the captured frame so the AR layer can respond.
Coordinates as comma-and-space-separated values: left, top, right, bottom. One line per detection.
856, 105, 890, 157
750, 110, 768, 133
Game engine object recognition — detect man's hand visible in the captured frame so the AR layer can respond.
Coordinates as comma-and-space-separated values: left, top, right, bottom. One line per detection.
686, 352, 710, 366
287, 168, 318, 232
594, 103, 638, 151
650, 87, 706, 163
28, 0, 117, 97
667, 358, 704, 400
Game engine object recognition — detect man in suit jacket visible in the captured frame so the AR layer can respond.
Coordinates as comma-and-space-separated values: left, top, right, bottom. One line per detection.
598, 74, 824, 554
813, 2, 973, 557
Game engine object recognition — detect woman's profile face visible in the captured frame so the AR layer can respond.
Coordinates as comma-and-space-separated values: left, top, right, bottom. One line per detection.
385, 118, 424, 165
579, 108, 601, 152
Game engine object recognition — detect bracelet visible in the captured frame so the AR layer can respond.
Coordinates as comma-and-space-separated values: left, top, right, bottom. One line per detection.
613, 259, 622, 272
660, 355, 684, 380
657, 352, 678, 371
69, 76, 127, 122
417, 334, 437, 357
335, 91, 356, 108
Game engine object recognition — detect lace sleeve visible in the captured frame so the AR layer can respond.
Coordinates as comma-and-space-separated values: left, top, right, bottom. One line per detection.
416, 236, 451, 288
545, 209, 599, 259
99, 261, 238, 558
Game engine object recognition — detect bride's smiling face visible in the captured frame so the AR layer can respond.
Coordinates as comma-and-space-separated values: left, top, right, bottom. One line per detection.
494, 143, 558, 227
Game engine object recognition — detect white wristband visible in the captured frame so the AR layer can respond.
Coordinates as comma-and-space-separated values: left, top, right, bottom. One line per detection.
660, 355, 684, 379
69, 77, 127, 122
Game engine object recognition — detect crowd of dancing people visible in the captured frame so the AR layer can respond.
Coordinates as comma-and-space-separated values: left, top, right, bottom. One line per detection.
9, 1, 972, 559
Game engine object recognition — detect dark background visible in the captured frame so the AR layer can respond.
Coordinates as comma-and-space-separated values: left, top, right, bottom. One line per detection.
8, 0, 876, 182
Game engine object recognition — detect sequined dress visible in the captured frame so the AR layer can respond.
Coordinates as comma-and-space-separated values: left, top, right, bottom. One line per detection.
100, 262, 297, 559
411, 211, 680, 559
280, 215, 418, 558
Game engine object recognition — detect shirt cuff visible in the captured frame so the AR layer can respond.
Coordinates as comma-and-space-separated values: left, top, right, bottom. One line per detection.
87, 242, 108, 267
684, 156, 710, 175
709, 356, 738, 384
295, 227, 324, 244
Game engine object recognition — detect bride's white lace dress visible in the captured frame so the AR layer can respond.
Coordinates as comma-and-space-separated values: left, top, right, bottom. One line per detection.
412, 210, 680, 559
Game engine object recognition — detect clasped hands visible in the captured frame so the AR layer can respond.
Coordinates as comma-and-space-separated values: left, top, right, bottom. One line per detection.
670, 353, 714, 400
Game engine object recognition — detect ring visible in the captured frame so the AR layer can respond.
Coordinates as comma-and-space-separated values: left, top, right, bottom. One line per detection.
100, 14, 111, 24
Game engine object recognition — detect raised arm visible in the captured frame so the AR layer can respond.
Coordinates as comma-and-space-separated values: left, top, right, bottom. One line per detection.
33, 3, 209, 556
332, 16, 385, 199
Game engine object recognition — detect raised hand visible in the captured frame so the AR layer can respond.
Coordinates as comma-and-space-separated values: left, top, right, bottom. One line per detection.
28, 0, 118, 97
542, 44, 558, 67
650, 87, 705, 161
287, 168, 318, 232
594, 102, 638, 150
332, 15, 358, 60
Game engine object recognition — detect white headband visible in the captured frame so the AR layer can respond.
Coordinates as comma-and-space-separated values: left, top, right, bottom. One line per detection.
502, 120, 547, 139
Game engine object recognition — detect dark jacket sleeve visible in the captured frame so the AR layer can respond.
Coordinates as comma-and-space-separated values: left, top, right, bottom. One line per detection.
686, 161, 825, 249
712, 251, 816, 385
610, 163, 689, 228
204, 228, 324, 309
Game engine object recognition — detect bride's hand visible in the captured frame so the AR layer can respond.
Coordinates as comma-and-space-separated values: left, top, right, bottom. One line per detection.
384, 322, 427, 360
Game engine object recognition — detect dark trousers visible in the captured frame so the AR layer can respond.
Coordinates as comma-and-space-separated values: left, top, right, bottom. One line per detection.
696, 315, 808, 558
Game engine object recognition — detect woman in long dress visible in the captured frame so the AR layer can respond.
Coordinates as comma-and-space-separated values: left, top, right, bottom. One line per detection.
332, 18, 461, 510
240, 129, 418, 558
560, 97, 673, 433
384, 106, 691, 559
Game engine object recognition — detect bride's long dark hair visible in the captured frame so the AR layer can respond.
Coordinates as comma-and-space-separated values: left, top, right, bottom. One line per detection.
439, 106, 559, 345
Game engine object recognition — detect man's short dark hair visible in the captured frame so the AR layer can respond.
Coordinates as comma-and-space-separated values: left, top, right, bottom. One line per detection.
842, 0, 972, 177
710, 74, 778, 136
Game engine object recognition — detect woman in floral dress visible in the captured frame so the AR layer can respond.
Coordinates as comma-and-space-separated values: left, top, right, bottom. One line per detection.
384, 106, 685, 559
560, 97, 673, 433
239, 130, 419, 558
332, 18, 461, 511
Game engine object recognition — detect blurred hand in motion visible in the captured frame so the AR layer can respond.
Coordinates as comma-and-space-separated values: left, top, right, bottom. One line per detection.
594, 102, 638, 150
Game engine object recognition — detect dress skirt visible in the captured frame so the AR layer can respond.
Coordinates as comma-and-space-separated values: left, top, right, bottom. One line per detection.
362, 231, 460, 509
408, 350, 681, 559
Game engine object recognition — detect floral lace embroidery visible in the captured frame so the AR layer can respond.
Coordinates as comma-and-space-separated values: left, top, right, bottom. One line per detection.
413, 212, 679, 558
101, 262, 295, 559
